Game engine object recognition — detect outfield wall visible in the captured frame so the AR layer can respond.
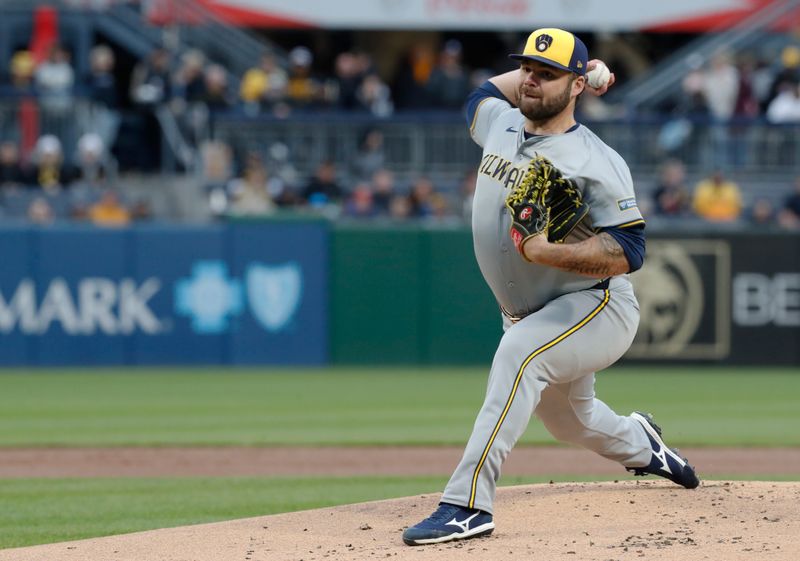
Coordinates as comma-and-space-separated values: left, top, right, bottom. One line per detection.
0, 223, 329, 365
0, 224, 797, 366
331, 227, 799, 366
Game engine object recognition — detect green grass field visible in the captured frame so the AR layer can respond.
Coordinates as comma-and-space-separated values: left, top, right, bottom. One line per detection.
0, 366, 798, 549
0, 476, 450, 548
1, 366, 798, 447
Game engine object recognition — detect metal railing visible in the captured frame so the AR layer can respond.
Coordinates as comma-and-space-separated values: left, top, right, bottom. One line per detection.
211, 112, 800, 180
0, 95, 193, 173
211, 112, 483, 180
0, 95, 89, 160
2, 94, 798, 179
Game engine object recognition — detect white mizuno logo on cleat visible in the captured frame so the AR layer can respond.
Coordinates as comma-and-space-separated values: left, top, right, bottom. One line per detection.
653, 446, 672, 475
445, 512, 479, 532
633, 412, 688, 476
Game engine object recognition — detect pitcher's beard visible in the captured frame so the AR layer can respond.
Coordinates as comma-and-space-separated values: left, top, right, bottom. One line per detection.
519, 81, 573, 122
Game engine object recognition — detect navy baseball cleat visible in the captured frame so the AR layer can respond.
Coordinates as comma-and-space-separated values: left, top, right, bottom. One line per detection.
627, 411, 700, 489
402, 502, 494, 546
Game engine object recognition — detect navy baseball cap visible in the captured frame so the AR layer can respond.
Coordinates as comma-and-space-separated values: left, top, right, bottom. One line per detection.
509, 28, 588, 76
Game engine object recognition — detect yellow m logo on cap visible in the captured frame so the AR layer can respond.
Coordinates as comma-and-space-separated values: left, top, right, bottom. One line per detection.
521, 28, 575, 67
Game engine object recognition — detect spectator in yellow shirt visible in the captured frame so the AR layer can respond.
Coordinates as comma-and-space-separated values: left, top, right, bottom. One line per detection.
692, 171, 742, 222
88, 190, 131, 226
240, 53, 287, 109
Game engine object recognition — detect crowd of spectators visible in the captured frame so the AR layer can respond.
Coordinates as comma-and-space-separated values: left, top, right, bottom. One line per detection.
7, 35, 800, 130
231, 39, 800, 123
638, 45, 800, 168
0, 40, 151, 226
237, 39, 476, 118
646, 157, 800, 229
221, 39, 800, 123
201, 134, 469, 224
0, 129, 148, 226
616, 44, 800, 126
20, 37, 474, 130
196, 132, 800, 231
2, 34, 800, 230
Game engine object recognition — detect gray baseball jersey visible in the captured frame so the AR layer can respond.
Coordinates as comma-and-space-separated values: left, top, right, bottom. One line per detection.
441, 92, 653, 513
470, 95, 644, 317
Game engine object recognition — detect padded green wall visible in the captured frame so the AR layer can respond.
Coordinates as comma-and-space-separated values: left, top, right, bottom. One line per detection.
330, 226, 501, 365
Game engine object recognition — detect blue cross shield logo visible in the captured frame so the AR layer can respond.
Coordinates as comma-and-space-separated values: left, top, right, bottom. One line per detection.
246, 263, 302, 332
175, 261, 243, 334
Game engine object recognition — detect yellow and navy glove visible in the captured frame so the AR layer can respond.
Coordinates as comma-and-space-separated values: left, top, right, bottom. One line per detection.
505, 155, 590, 258
547, 167, 590, 243
505, 156, 551, 256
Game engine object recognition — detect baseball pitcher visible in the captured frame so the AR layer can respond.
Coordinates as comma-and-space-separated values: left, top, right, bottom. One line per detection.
403, 28, 700, 547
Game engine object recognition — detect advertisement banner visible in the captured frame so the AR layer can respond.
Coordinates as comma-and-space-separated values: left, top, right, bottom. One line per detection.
133, 225, 228, 365
33, 228, 131, 365
227, 223, 328, 365
0, 223, 328, 366
1, 226, 796, 367
149, 0, 790, 32
0, 228, 34, 365
728, 234, 800, 365
627, 233, 799, 365
628, 239, 731, 360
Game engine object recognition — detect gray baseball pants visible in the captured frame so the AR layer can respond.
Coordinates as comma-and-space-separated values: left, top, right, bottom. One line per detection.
441, 277, 652, 513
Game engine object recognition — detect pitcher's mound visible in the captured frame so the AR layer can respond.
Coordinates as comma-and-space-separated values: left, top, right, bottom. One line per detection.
3, 481, 798, 561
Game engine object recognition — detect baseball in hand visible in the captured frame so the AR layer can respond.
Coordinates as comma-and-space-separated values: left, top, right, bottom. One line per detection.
586, 62, 611, 89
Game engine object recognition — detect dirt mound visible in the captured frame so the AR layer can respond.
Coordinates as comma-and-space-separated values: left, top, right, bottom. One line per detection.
2, 481, 797, 561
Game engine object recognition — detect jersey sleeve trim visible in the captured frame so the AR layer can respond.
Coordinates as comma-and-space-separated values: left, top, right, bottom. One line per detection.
601, 223, 646, 273
466, 81, 511, 133
612, 218, 646, 229
468, 97, 493, 135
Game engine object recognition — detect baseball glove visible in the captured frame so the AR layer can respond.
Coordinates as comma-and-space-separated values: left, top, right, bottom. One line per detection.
505, 155, 589, 256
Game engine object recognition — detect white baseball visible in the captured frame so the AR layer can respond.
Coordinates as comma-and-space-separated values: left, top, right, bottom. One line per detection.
586, 62, 611, 89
